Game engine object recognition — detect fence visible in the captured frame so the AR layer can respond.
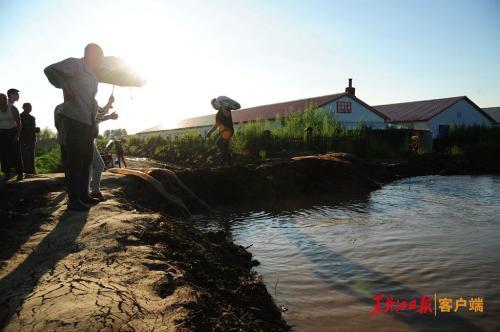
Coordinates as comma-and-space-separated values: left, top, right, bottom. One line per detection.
234, 128, 410, 159
128, 128, 413, 160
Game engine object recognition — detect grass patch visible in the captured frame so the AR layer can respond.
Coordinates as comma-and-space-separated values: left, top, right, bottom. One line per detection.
35, 146, 62, 174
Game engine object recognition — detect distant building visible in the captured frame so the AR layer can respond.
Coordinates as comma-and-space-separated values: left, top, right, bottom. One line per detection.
136, 81, 495, 139
482, 107, 500, 127
374, 96, 494, 139
136, 79, 388, 138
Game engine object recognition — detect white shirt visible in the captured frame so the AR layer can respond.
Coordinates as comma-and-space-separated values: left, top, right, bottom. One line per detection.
0, 105, 16, 129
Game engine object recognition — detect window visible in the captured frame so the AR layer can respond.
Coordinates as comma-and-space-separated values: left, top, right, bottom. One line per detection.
457, 112, 462, 119
336, 101, 352, 113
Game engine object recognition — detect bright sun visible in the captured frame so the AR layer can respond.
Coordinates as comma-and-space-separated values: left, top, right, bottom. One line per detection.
93, 3, 195, 133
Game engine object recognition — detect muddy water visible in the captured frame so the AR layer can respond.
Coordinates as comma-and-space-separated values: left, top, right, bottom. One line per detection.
192, 175, 500, 331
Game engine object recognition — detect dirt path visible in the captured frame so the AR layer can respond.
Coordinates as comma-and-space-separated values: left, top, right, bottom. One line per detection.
0, 173, 287, 331
0, 154, 384, 331
0, 174, 190, 331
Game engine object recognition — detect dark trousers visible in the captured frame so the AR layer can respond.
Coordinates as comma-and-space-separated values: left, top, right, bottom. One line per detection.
21, 139, 36, 174
0, 128, 23, 176
216, 136, 232, 165
116, 153, 127, 168
61, 117, 93, 203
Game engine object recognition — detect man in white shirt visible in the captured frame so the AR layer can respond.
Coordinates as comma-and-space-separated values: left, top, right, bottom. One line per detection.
44, 43, 104, 211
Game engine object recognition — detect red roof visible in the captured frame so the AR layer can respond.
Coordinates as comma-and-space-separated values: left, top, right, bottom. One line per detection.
374, 96, 495, 123
231, 92, 347, 123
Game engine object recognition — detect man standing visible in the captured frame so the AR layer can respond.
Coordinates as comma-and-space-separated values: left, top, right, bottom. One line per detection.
6, 88, 24, 180
20, 103, 38, 175
44, 43, 104, 211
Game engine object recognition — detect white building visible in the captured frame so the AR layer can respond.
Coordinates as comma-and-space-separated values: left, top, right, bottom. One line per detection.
136, 80, 495, 140
136, 79, 389, 138
374, 96, 494, 138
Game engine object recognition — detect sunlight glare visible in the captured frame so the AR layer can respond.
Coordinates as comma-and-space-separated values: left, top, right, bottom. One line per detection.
93, 1, 214, 133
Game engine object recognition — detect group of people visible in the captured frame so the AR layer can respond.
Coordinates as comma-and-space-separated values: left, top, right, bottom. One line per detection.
0, 88, 39, 181
12, 42, 237, 212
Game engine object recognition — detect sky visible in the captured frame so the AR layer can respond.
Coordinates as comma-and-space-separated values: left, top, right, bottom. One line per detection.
1, 0, 499, 134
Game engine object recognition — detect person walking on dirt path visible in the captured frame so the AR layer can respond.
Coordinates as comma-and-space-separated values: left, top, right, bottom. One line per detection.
44, 43, 106, 211
206, 96, 240, 166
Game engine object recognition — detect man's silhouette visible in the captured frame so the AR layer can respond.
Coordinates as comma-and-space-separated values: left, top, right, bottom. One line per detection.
44, 43, 105, 211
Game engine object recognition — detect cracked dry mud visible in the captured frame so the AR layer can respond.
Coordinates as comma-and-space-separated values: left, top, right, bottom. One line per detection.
0, 172, 289, 331
0, 153, 386, 331
0, 177, 191, 331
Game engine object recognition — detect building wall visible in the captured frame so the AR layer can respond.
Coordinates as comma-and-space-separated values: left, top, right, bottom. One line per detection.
427, 99, 492, 136
136, 125, 213, 138
388, 121, 429, 130
321, 96, 386, 128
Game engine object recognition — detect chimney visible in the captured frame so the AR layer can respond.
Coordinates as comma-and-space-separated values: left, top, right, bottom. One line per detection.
345, 78, 355, 96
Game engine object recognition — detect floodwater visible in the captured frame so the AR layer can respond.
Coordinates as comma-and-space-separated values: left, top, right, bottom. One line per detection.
191, 175, 500, 331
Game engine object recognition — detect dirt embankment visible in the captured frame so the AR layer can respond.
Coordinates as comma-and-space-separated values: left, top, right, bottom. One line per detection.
168, 152, 500, 208
1, 153, 381, 331
0, 172, 287, 331
175, 154, 382, 206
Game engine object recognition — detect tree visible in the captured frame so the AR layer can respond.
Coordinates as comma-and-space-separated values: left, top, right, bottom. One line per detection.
103, 129, 128, 140
38, 127, 57, 141
36, 127, 58, 156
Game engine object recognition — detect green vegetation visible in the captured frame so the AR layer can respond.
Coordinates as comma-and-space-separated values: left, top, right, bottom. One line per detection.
36, 127, 58, 157
20, 113, 500, 174
31, 127, 125, 174
35, 146, 63, 174
122, 108, 499, 169
437, 125, 500, 156
32, 128, 61, 174
435, 125, 500, 163
103, 128, 128, 140
122, 107, 409, 167
33, 127, 130, 174
124, 131, 220, 167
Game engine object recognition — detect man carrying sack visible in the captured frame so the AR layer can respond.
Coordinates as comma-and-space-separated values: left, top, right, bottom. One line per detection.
206, 96, 241, 166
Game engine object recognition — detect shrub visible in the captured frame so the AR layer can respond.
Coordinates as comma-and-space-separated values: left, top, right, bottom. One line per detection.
35, 146, 63, 174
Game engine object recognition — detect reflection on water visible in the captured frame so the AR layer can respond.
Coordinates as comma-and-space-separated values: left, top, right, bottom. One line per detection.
191, 175, 500, 331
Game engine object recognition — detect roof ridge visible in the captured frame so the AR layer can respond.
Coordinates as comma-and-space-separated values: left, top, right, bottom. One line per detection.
238, 92, 347, 111
178, 113, 214, 121
374, 96, 465, 107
